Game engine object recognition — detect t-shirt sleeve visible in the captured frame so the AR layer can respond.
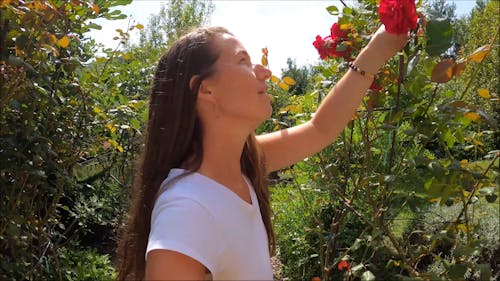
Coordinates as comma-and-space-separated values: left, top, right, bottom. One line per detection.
146, 196, 222, 274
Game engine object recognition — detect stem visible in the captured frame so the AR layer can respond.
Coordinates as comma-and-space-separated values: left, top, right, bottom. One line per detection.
423, 84, 439, 117
455, 153, 499, 225
386, 54, 404, 175
317, 153, 374, 228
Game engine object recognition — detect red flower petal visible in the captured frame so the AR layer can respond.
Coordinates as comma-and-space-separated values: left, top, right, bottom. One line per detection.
330, 22, 348, 39
379, 0, 418, 34
338, 260, 350, 271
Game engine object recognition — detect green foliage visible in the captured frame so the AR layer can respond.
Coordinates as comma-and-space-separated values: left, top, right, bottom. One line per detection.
267, 0, 499, 280
57, 247, 116, 281
271, 178, 327, 280
280, 58, 315, 95
138, 0, 214, 49
0, 0, 212, 279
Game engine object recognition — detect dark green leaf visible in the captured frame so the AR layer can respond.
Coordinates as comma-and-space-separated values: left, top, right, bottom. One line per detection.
478, 263, 491, 280
448, 264, 468, 279
425, 19, 453, 56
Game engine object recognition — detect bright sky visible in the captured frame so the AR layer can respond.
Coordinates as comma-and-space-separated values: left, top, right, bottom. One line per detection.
89, 0, 476, 75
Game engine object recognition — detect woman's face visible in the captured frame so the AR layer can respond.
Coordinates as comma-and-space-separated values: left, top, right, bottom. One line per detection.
201, 33, 272, 129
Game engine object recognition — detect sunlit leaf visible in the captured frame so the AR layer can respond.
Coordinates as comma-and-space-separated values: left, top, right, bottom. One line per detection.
477, 88, 491, 99
464, 112, 480, 122
40, 43, 60, 56
106, 123, 116, 133
326, 5, 339, 15
467, 44, 490, 63
361, 270, 376, 281
48, 33, 57, 44
116, 144, 124, 153
278, 82, 290, 91
472, 139, 484, 146
452, 60, 466, 77
407, 53, 420, 76
431, 59, 454, 83
261, 56, 268, 67
282, 76, 296, 86
135, 23, 144, 30
57, 36, 70, 48
121, 53, 131, 61
340, 23, 353, 30
92, 4, 100, 14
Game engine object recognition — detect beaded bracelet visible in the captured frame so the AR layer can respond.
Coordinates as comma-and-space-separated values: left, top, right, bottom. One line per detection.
347, 61, 377, 80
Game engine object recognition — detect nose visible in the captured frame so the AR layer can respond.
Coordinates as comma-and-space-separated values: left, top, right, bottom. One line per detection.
254, 64, 272, 81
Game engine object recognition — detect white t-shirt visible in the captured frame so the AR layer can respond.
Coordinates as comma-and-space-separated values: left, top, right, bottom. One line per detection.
146, 168, 273, 280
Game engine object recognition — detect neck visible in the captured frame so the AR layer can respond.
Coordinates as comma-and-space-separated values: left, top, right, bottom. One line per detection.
197, 120, 250, 185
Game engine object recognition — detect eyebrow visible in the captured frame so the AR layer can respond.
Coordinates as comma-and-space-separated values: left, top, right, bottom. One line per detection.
236, 50, 251, 59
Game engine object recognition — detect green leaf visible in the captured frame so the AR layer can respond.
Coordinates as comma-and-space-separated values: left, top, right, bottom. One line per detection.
351, 264, 364, 275
86, 22, 102, 30
428, 161, 445, 177
407, 53, 420, 77
425, 19, 453, 56
111, 0, 133, 5
343, 6, 353, 15
361, 270, 376, 281
448, 264, 467, 279
443, 129, 456, 148
326, 5, 339, 15
478, 264, 491, 280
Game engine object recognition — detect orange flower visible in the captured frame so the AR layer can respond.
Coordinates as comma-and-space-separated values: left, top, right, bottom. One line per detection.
337, 260, 351, 271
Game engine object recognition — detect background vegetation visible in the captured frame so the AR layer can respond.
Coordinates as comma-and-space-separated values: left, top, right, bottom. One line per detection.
1, 0, 497, 280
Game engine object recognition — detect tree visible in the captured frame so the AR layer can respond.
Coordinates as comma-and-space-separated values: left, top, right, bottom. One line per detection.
427, 0, 456, 20
0, 1, 132, 279
138, 0, 214, 50
280, 58, 314, 95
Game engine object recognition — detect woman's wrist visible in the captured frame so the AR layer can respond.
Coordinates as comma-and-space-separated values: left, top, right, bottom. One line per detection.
352, 43, 387, 77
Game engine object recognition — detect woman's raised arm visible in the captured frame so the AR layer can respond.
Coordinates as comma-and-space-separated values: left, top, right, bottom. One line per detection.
257, 26, 408, 173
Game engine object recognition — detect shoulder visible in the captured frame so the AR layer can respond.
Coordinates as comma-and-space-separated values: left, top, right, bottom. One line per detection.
156, 169, 213, 207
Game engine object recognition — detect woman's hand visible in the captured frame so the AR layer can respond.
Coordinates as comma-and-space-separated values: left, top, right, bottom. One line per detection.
368, 25, 410, 62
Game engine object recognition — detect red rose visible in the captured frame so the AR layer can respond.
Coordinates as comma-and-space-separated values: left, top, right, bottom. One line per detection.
337, 260, 351, 271
313, 35, 329, 60
313, 35, 352, 60
330, 23, 348, 39
378, 0, 418, 34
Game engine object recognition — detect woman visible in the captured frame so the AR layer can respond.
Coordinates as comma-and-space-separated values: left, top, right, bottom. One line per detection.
116, 25, 408, 280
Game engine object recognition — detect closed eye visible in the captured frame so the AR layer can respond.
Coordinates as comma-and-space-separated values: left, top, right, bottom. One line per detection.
240, 57, 252, 67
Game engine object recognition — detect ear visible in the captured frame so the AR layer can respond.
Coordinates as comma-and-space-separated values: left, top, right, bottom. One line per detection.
190, 75, 215, 103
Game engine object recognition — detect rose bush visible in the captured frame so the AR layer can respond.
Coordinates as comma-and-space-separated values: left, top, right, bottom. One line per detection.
272, 0, 498, 280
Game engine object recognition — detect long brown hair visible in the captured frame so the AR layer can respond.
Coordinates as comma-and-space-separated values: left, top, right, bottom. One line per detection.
116, 26, 275, 280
